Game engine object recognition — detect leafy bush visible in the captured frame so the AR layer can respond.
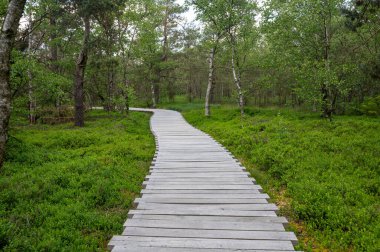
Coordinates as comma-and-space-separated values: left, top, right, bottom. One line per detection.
360, 95, 380, 116
37, 106, 74, 118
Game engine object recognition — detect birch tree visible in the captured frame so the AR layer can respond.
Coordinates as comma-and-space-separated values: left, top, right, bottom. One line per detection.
0, 0, 27, 167
27, 10, 36, 124
191, 0, 257, 116
225, 0, 257, 115
191, 0, 224, 116
205, 34, 219, 116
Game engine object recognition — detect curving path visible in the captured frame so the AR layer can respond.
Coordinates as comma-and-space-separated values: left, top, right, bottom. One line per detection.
108, 109, 299, 252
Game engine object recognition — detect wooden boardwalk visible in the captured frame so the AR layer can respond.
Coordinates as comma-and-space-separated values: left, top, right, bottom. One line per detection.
108, 109, 298, 251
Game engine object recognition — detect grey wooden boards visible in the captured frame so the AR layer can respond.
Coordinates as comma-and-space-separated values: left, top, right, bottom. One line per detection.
109, 109, 299, 251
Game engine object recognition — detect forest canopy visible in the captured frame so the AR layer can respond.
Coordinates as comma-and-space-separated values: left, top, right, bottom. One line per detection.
0, 0, 378, 123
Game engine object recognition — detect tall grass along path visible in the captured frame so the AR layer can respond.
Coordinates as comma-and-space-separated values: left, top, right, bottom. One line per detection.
108, 108, 299, 251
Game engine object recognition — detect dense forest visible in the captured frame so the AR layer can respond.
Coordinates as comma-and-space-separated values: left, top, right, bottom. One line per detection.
1, 0, 379, 122
0, 0, 379, 251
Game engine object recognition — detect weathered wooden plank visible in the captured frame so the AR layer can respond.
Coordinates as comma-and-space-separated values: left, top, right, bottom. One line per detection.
141, 189, 261, 194
156, 137, 215, 140
112, 245, 297, 252
144, 181, 257, 185
135, 198, 268, 204
156, 138, 217, 140
152, 164, 243, 169
148, 173, 249, 177
152, 161, 239, 164
128, 209, 277, 217
123, 218, 285, 231
141, 193, 269, 199
143, 181, 261, 187
155, 158, 235, 162
130, 214, 289, 224
155, 153, 232, 157
109, 236, 295, 251
157, 151, 228, 154
135, 203, 278, 211
151, 167, 245, 171
144, 185, 258, 190
153, 161, 237, 164
150, 169, 244, 173
151, 168, 243, 172
147, 173, 247, 176
122, 227, 297, 242
154, 159, 236, 163
157, 142, 221, 146
156, 153, 231, 156
146, 174, 249, 179
146, 178, 253, 182
157, 148, 227, 152
144, 181, 254, 186
156, 143, 221, 146
145, 180, 255, 184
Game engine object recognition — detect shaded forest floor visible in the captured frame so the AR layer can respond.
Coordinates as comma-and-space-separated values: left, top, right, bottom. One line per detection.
0, 111, 155, 251
161, 102, 380, 252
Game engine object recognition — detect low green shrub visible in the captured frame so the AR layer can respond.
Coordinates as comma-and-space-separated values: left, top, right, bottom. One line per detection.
361, 95, 380, 116
0, 111, 155, 251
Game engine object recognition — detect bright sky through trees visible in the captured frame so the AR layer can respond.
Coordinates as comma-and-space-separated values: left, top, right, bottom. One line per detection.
176, 0, 198, 26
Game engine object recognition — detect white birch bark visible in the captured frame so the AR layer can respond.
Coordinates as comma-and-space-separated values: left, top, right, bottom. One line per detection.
205, 46, 216, 117
231, 43, 244, 116
0, 0, 27, 167
27, 13, 36, 124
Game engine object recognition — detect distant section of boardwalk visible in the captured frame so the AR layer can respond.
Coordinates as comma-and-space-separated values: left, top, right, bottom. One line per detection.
108, 109, 299, 252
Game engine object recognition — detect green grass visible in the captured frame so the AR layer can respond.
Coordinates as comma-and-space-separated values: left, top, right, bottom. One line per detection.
0, 111, 155, 251
162, 103, 380, 251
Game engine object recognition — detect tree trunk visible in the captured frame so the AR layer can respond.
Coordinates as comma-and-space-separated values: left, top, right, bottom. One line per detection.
221, 81, 224, 99
124, 79, 129, 114
187, 81, 192, 102
74, 16, 90, 127
321, 10, 333, 120
168, 80, 175, 102
107, 65, 114, 111
0, 0, 27, 168
50, 15, 58, 72
161, 3, 169, 63
154, 80, 160, 104
187, 55, 193, 103
151, 83, 157, 108
123, 68, 130, 114
159, 1, 169, 104
205, 46, 216, 117
49, 15, 61, 112
106, 27, 115, 112
231, 45, 244, 116
27, 13, 36, 124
